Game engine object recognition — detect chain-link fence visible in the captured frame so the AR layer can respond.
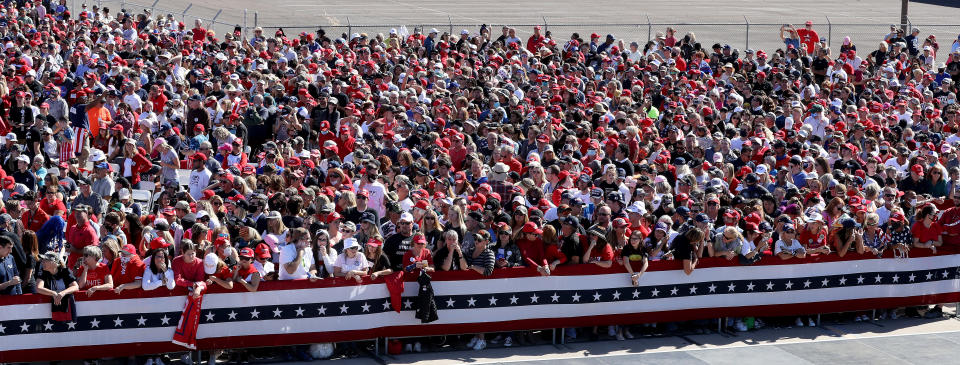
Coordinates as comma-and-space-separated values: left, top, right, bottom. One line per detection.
77, 0, 960, 63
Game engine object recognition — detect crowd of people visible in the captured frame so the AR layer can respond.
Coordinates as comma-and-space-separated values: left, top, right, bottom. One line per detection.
1, 0, 960, 362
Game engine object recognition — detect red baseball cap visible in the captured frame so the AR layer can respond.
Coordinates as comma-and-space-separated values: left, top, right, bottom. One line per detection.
521, 222, 542, 234
414, 200, 430, 210
150, 237, 171, 250
120, 244, 137, 255
255, 243, 272, 259
911, 164, 925, 176
412, 235, 427, 245
239, 247, 255, 258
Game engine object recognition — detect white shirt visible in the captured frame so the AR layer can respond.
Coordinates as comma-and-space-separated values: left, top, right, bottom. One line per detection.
945, 133, 960, 147
775, 238, 806, 256
279, 244, 315, 280
876, 205, 893, 226
253, 260, 275, 277
803, 114, 828, 139
884, 157, 908, 177
123, 93, 143, 112
141, 267, 175, 291
188, 168, 212, 200
333, 252, 371, 273
356, 181, 388, 217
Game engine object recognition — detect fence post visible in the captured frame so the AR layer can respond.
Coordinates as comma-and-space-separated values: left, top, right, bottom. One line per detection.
180, 3, 192, 24
825, 16, 832, 50
119, 0, 124, 12
346, 16, 351, 38
243, 9, 247, 39
646, 15, 652, 43
743, 16, 749, 50
211, 9, 222, 23
448, 15, 452, 35
150, 0, 159, 15
254, 12, 258, 30
542, 16, 548, 33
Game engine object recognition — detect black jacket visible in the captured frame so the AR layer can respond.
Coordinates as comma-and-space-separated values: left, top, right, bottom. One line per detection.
414, 271, 438, 323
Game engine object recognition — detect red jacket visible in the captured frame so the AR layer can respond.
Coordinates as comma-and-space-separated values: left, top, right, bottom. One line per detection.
123, 153, 153, 185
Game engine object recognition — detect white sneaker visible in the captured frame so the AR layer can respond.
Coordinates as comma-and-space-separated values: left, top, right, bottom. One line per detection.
404, 344, 412, 353
795, 318, 804, 327
489, 335, 503, 344
503, 336, 513, 347
181, 353, 192, 365
615, 333, 625, 341
607, 325, 617, 337
624, 328, 635, 339
466, 337, 478, 349
808, 318, 817, 327
854, 315, 863, 322
145, 358, 155, 365
413, 342, 422, 353
473, 339, 487, 350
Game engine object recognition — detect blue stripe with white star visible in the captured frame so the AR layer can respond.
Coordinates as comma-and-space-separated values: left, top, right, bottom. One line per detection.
1, 265, 956, 336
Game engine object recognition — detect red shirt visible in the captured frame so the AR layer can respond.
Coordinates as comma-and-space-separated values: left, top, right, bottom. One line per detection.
66, 222, 98, 273
81, 262, 110, 290
939, 207, 960, 245
515, 238, 546, 267
209, 265, 233, 281
449, 145, 467, 170
39, 199, 66, 217
236, 264, 259, 282
150, 93, 168, 114
22, 208, 50, 232
912, 220, 943, 243
798, 226, 828, 249
582, 242, 615, 262
111, 255, 145, 286
172, 255, 206, 288
544, 245, 567, 265
796, 28, 819, 55
401, 248, 433, 274
192, 27, 207, 42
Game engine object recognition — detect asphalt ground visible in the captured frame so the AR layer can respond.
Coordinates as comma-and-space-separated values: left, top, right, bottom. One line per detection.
96, 0, 960, 62
269, 305, 960, 365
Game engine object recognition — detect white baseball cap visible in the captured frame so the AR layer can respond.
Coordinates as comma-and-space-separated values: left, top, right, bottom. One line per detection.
203, 253, 219, 275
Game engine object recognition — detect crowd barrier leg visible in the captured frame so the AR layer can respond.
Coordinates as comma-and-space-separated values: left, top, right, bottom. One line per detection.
816, 314, 821, 327
717, 318, 723, 333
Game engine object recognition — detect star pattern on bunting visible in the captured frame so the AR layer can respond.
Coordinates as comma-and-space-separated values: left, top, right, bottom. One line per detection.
2, 266, 958, 336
